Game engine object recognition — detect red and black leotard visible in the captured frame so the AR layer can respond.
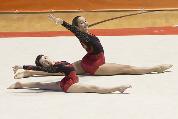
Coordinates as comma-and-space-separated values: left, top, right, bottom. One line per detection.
62, 21, 105, 75
23, 61, 78, 92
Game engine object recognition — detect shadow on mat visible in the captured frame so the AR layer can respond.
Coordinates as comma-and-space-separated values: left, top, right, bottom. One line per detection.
10, 88, 64, 93
10, 88, 130, 94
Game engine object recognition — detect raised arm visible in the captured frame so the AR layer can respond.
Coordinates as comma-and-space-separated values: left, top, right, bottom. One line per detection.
48, 14, 89, 42
48, 14, 77, 33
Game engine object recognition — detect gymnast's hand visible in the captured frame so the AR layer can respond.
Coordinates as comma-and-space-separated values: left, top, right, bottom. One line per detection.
48, 14, 63, 24
12, 65, 23, 74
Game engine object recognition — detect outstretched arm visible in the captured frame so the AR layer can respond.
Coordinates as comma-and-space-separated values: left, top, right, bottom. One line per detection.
12, 65, 59, 74
48, 14, 89, 42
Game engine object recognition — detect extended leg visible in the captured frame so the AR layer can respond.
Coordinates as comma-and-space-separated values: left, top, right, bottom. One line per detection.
8, 81, 63, 91
67, 83, 132, 93
94, 63, 173, 75
8, 82, 131, 94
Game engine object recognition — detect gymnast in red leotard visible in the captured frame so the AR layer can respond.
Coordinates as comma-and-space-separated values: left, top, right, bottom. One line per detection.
48, 14, 172, 75
13, 15, 172, 79
61, 16, 105, 75
9, 55, 132, 93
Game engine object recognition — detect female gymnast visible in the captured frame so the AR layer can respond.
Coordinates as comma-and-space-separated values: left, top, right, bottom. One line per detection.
14, 14, 172, 79
9, 55, 132, 93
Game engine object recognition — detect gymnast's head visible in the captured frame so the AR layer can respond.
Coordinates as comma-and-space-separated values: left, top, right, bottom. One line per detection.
72, 16, 88, 33
35, 55, 55, 67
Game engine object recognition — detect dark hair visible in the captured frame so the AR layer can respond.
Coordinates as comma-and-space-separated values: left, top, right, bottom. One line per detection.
72, 16, 81, 27
35, 55, 44, 67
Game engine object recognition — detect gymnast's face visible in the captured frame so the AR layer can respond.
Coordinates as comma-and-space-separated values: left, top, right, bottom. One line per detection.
39, 56, 55, 67
76, 16, 89, 33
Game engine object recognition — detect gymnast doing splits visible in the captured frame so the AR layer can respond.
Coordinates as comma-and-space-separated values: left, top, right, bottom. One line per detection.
9, 56, 132, 94
14, 14, 173, 79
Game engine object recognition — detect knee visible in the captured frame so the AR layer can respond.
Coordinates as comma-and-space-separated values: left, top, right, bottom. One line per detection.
38, 82, 47, 89
123, 65, 132, 73
123, 65, 132, 69
90, 85, 98, 90
88, 85, 99, 92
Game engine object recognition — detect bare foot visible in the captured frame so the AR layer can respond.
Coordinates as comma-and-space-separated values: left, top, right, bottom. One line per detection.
156, 64, 173, 73
7, 81, 22, 89
14, 70, 32, 79
119, 85, 132, 93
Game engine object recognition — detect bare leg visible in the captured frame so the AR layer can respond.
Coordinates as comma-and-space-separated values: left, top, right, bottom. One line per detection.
94, 63, 173, 75
67, 83, 132, 93
14, 61, 173, 78
8, 82, 131, 94
8, 81, 63, 91
14, 60, 86, 79
72, 60, 86, 74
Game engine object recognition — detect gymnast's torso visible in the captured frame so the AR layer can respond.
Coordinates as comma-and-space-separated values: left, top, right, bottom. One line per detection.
62, 21, 104, 55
